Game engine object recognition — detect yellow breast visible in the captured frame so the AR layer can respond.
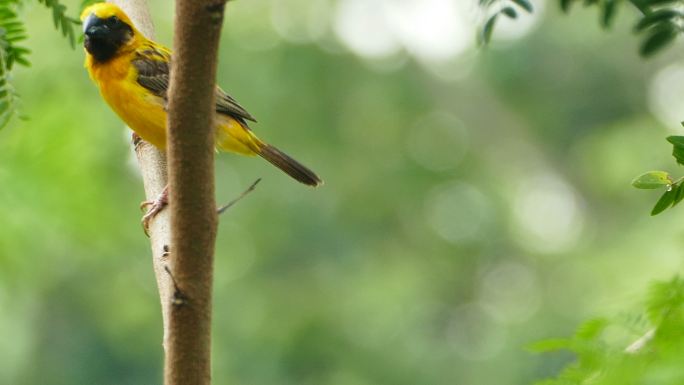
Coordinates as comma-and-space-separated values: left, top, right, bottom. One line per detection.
87, 54, 168, 149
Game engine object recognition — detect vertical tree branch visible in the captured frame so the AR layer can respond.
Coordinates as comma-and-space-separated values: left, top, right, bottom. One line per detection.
107, 0, 174, 352
165, 0, 226, 383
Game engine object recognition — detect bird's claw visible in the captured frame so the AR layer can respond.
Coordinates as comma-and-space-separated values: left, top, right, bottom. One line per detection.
141, 187, 169, 236
140, 200, 153, 211
141, 201, 167, 236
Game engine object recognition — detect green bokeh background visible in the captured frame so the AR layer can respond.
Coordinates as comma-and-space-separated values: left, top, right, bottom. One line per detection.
1, 1, 682, 384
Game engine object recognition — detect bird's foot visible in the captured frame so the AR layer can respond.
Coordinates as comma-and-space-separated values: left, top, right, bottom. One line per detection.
141, 186, 169, 236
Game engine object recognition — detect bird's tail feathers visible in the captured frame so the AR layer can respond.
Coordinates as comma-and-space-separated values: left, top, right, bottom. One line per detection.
256, 141, 322, 187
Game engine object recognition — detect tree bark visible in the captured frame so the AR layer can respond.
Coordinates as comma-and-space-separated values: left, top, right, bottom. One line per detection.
165, 0, 226, 384
107, 0, 174, 353
105, 1, 225, 382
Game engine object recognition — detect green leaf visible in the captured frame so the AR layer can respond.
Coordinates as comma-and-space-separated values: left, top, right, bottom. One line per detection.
511, 0, 533, 12
635, 9, 681, 31
673, 183, 684, 206
673, 147, 684, 166
651, 188, 677, 215
601, 0, 618, 28
527, 338, 572, 353
560, 0, 575, 13
51, 6, 60, 29
640, 23, 678, 57
501, 6, 518, 18
575, 318, 608, 340
667, 136, 684, 165
12, 55, 29, 67
482, 14, 498, 44
631, 171, 672, 189
666, 135, 684, 147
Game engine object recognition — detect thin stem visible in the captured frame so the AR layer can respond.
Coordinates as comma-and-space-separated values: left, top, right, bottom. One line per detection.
109, 0, 174, 354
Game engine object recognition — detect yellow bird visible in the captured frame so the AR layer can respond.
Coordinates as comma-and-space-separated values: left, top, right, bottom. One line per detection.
81, 3, 322, 228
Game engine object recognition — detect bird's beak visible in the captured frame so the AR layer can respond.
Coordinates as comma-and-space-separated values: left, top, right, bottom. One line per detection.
83, 14, 107, 40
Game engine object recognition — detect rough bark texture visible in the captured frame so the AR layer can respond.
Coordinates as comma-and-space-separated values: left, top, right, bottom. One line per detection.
165, 0, 225, 384
107, 0, 174, 352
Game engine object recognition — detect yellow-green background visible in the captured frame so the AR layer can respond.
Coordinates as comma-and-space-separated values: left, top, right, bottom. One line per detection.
0, 1, 682, 384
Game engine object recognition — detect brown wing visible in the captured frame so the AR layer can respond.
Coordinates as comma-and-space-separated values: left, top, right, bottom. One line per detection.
132, 46, 257, 123
215, 88, 257, 122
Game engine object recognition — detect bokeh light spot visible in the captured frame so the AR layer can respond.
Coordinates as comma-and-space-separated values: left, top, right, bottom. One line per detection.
649, 64, 684, 132
271, 0, 331, 43
426, 181, 492, 244
385, 0, 476, 63
407, 111, 469, 172
479, 261, 542, 323
512, 173, 584, 254
447, 303, 506, 361
333, 0, 401, 59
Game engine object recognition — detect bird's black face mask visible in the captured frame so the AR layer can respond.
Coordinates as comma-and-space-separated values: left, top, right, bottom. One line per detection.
83, 14, 133, 63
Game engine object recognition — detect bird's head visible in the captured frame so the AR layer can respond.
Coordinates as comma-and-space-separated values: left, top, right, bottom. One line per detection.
81, 3, 139, 62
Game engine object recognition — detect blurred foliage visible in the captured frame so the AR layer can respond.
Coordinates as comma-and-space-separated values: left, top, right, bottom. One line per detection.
0, 0, 27, 128
0, 0, 81, 130
0, 0, 30, 69
533, 277, 684, 384
482, 0, 684, 56
36, 0, 81, 48
482, 2, 684, 383
479, 0, 534, 43
1, 1, 684, 385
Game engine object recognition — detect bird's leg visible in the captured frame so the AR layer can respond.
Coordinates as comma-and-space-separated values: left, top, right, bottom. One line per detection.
141, 185, 169, 235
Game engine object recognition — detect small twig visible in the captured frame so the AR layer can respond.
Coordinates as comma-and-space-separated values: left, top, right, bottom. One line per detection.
625, 328, 655, 354
164, 265, 187, 307
217, 178, 261, 215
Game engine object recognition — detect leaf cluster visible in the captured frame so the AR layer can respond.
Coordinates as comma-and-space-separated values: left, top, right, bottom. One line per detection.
0, 0, 27, 129
561, 0, 684, 56
0, 0, 85, 130
632, 133, 684, 215
561, 0, 627, 29
0, 49, 17, 129
479, 0, 534, 43
480, 0, 684, 56
0, 0, 29, 69
534, 276, 684, 385
37, 0, 81, 49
